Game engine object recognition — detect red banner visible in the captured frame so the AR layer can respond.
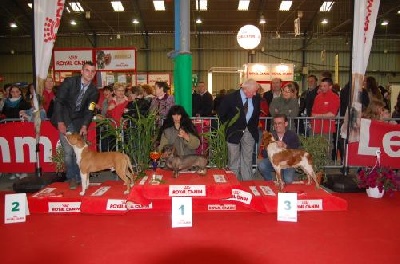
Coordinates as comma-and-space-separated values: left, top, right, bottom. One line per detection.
348, 119, 400, 167
0, 121, 96, 173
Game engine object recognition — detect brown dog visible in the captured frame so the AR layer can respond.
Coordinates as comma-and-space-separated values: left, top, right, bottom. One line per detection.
65, 133, 135, 196
161, 144, 208, 178
261, 131, 320, 191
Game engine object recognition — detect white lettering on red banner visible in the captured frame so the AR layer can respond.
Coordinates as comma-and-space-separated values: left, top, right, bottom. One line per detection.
48, 202, 81, 213
297, 200, 323, 211
169, 185, 206, 197
349, 119, 400, 167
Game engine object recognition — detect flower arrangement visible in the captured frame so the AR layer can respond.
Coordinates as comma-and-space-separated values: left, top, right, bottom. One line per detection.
356, 166, 398, 195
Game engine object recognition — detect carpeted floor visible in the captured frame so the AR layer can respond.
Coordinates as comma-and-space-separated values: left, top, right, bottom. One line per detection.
1, 191, 400, 264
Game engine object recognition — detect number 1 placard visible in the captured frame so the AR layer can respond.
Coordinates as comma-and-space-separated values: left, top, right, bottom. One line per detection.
171, 197, 192, 228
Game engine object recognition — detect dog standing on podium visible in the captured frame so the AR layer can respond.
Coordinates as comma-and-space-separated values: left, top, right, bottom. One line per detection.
65, 133, 135, 196
261, 131, 320, 191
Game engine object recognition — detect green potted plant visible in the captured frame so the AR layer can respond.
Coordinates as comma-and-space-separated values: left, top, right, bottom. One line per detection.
299, 135, 329, 184
201, 110, 240, 168
96, 108, 159, 178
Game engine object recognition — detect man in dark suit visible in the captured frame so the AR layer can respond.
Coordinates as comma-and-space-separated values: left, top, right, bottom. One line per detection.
217, 79, 260, 181
51, 61, 99, 189
192, 81, 213, 117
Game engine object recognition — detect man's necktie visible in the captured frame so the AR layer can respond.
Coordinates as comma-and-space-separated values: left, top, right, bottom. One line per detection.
243, 98, 249, 116
75, 84, 85, 111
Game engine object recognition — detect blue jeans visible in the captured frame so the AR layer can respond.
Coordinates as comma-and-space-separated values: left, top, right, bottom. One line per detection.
59, 124, 80, 182
258, 158, 295, 183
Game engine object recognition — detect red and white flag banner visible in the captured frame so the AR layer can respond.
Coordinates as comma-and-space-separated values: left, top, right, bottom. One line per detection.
34, 0, 65, 96
348, 119, 400, 168
341, 0, 380, 142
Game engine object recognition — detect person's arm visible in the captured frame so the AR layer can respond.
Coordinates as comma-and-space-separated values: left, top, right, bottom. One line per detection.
183, 132, 200, 150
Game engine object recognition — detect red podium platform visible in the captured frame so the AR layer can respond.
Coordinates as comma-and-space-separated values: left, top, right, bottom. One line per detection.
27, 170, 347, 215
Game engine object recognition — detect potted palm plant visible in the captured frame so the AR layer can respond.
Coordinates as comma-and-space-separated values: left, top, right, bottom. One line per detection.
299, 135, 329, 184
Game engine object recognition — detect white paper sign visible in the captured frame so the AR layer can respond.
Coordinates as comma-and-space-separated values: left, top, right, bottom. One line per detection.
4, 193, 29, 224
169, 185, 206, 197
171, 197, 192, 228
277, 193, 297, 222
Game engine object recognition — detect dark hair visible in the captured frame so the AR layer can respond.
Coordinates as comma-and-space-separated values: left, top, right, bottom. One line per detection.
321, 77, 333, 86
83, 61, 95, 68
308, 75, 318, 82
157, 105, 200, 141
273, 113, 288, 122
155, 81, 170, 93
103, 85, 113, 92
320, 71, 332, 79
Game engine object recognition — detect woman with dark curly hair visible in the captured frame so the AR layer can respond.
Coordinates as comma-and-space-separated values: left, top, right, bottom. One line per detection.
157, 105, 200, 156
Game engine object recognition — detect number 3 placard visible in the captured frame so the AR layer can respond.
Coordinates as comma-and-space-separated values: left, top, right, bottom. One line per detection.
171, 197, 192, 228
277, 193, 297, 222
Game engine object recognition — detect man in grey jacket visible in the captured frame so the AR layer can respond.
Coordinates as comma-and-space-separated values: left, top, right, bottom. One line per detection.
51, 61, 99, 189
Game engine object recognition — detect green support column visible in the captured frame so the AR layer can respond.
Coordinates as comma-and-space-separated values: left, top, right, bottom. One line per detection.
174, 53, 192, 116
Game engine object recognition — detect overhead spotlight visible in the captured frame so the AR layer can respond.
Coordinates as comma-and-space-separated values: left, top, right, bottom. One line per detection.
381, 20, 388, 26
196, 17, 202, 24
259, 15, 266, 24
132, 18, 139, 24
70, 20, 77, 26
9, 22, 17, 28
321, 18, 328, 24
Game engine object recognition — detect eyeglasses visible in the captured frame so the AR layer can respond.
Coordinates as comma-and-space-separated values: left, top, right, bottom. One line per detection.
273, 122, 285, 126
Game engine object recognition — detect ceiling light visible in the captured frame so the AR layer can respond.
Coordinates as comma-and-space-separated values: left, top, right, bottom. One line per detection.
320, 2, 334, 12
279, 1, 292, 11
238, 0, 250, 11
28, 3, 32, 8
9, 22, 17, 28
111, 1, 124, 12
69, 2, 84, 12
196, 18, 202, 24
196, 0, 208, 11
259, 15, 266, 24
70, 20, 77, 26
153, 1, 165, 11
132, 18, 139, 24
397, 10, 400, 14
321, 18, 329, 24
381, 20, 388, 26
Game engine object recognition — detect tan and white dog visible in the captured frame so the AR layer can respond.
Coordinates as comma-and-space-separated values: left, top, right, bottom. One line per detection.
65, 133, 135, 196
261, 131, 320, 191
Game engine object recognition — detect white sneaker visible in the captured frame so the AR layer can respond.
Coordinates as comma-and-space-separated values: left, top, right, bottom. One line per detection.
9, 174, 17, 180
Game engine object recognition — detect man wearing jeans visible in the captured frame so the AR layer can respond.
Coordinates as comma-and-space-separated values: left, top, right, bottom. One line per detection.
258, 114, 300, 183
51, 61, 99, 189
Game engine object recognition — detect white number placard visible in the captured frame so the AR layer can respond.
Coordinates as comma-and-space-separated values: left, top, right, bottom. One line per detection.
4, 193, 29, 224
171, 197, 192, 228
277, 193, 297, 222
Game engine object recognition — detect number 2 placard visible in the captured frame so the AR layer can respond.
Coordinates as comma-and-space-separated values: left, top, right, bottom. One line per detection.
4, 193, 29, 224
171, 197, 192, 228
